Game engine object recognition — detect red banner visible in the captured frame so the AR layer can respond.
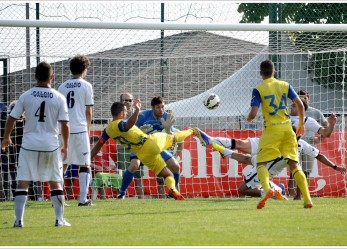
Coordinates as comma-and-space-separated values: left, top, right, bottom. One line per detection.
46, 129, 346, 198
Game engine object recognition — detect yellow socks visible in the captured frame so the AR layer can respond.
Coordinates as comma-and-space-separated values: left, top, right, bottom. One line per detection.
292, 167, 311, 202
257, 165, 271, 192
164, 176, 176, 190
174, 129, 193, 143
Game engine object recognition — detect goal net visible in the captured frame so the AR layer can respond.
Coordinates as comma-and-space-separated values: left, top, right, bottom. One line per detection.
0, 2, 346, 201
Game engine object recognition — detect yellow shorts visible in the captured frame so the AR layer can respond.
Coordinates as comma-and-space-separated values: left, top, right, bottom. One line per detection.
136, 132, 172, 175
257, 127, 298, 164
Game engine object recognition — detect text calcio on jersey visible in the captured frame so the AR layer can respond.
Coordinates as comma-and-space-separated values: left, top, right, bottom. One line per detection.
65, 82, 81, 88
32, 91, 54, 98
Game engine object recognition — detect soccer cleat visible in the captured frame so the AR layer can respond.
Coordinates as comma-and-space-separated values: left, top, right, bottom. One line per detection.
78, 200, 93, 206
116, 193, 125, 199
278, 183, 286, 196
168, 189, 185, 200
192, 128, 211, 146
13, 221, 23, 228
55, 219, 71, 227
64, 202, 70, 207
273, 189, 288, 201
257, 189, 274, 209
304, 200, 314, 209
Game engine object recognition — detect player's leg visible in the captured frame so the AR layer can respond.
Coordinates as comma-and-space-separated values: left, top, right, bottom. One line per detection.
13, 180, 30, 228
158, 167, 184, 200
117, 157, 140, 199
288, 160, 313, 208
238, 182, 262, 197
161, 151, 180, 189
156, 176, 166, 198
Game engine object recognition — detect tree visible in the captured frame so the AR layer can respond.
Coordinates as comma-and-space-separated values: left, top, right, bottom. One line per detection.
237, 3, 347, 91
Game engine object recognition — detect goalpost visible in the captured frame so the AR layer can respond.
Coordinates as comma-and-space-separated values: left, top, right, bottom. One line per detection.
0, 6, 346, 200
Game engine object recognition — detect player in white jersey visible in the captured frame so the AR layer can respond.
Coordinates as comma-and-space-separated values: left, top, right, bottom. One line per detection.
212, 138, 345, 198
58, 55, 94, 206
1, 62, 70, 227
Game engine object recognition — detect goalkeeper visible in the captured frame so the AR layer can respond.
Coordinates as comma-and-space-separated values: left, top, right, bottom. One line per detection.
115, 96, 180, 199
91, 98, 195, 200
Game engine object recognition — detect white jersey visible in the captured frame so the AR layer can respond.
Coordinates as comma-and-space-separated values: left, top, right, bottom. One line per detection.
290, 115, 321, 140
245, 139, 319, 189
58, 78, 94, 133
10, 86, 69, 152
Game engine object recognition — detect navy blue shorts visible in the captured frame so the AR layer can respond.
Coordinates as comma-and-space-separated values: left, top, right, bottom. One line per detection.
64, 164, 79, 179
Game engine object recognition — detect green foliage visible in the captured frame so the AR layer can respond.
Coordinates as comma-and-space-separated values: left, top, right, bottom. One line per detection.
238, 3, 347, 91
1, 197, 347, 246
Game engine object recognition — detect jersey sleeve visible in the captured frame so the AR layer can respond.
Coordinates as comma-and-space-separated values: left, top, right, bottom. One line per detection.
58, 96, 69, 121
85, 83, 94, 106
118, 120, 128, 132
288, 84, 298, 100
9, 95, 24, 119
100, 128, 110, 144
250, 88, 261, 107
136, 111, 145, 127
305, 117, 321, 134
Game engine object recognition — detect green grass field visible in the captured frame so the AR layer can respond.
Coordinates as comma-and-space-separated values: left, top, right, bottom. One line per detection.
1, 197, 347, 246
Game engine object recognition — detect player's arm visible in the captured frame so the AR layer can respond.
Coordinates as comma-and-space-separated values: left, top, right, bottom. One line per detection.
85, 105, 93, 136
292, 96, 305, 136
125, 98, 141, 131
317, 113, 336, 138
315, 153, 346, 174
1, 116, 16, 151
60, 120, 70, 161
247, 88, 260, 122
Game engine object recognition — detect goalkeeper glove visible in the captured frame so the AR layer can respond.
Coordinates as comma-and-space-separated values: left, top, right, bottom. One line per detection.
139, 124, 154, 134
160, 111, 176, 134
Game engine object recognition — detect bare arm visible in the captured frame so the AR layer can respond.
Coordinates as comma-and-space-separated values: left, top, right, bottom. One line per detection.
293, 97, 305, 136
1, 117, 16, 151
60, 121, 70, 161
316, 153, 346, 174
85, 106, 93, 135
125, 98, 141, 131
247, 106, 258, 122
231, 152, 252, 165
318, 113, 336, 138
91, 140, 104, 159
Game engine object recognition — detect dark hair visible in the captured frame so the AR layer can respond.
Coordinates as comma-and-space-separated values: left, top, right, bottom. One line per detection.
260, 60, 274, 77
111, 102, 125, 116
70, 54, 90, 75
301, 98, 308, 111
151, 96, 164, 106
35, 61, 53, 82
297, 89, 309, 96
90, 135, 99, 144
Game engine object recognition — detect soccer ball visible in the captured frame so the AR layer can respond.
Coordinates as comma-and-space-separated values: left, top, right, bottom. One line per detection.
203, 93, 220, 110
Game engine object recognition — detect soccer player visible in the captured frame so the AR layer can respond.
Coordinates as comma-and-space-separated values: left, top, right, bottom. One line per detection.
247, 59, 312, 209
58, 55, 94, 206
116, 96, 179, 199
1, 61, 70, 227
212, 137, 346, 198
91, 99, 197, 200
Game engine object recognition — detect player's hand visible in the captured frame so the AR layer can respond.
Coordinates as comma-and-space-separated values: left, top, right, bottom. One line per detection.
1, 137, 12, 153
336, 166, 346, 175
160, 111, 176, 133
139, 124, 154, 134
296, 123, 305, 137
328, 113, 337, 125
134, 98, 141, 111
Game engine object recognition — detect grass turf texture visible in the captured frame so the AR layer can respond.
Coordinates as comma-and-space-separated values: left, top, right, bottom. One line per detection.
1, 197, 346, 246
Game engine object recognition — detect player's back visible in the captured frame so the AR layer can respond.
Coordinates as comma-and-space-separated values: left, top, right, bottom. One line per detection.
10, 86, 68, 151
58, 78, 93, 133
256, 78, 291, 129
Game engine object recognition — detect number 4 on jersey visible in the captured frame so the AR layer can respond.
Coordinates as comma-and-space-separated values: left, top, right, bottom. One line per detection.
35, 101, 46, 122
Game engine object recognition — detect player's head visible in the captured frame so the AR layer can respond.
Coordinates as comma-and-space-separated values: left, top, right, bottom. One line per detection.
151, 96, 165, 118
111, 102, 127, 118
70, 54, 90, 77
35, 61, 53, 83
260, 60, 275, 78
290, 100, 308, 115
120, 92, 134, 110
297, 89, 310, 104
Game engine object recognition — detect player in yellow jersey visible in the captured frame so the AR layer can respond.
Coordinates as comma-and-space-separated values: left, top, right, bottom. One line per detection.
247, 60, 313, 209
91, 98, 196, 200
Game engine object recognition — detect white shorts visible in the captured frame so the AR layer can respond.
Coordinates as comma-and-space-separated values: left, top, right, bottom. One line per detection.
248, 137, 260, 155
16, 148, 63, 182
63, 132, 91, 166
